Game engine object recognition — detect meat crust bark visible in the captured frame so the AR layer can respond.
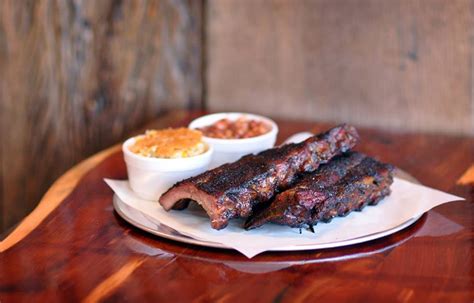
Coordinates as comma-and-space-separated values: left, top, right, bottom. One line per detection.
159, 124, 359, 229
245, 155, 394, 229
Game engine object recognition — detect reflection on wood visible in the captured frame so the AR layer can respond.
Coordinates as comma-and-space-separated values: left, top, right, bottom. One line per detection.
83, 258, 145, 303
457, 164, 474, 185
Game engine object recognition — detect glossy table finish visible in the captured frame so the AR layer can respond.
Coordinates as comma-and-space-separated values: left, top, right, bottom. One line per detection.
0, 111, 473, 302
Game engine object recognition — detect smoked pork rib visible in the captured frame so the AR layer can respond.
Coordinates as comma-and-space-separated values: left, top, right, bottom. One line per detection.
245, 156, 394, 229
159, 124, 359, 230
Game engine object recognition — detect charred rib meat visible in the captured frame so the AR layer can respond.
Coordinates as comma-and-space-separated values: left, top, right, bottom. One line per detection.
245, 155, 394, 229
159, 124, 359, 230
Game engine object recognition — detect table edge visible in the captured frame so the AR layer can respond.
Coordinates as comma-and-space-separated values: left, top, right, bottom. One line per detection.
0, 144, 121, 253
0, 110, 191, 253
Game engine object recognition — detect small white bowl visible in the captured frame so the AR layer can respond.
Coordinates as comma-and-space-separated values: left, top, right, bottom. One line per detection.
189, 112, 278, 168
122, 136, 213, 201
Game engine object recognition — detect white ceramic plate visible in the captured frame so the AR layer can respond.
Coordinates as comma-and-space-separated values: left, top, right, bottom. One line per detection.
113, 169, 422, 252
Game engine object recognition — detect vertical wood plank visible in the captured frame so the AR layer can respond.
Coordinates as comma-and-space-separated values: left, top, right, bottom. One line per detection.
206, 0, 474, 135
0, 0, 203, 232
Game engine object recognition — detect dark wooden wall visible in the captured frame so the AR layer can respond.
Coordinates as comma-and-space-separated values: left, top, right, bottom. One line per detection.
206, 0, 474, 136
0, 0, 203, 233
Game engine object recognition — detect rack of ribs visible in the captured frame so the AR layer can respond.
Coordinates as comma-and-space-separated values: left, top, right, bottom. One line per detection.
245, 153, 394, 230
159, 124, 359, 230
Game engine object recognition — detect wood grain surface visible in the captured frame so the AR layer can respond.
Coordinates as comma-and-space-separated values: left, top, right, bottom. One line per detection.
206, 0, 474, 136
0, 110, 188, 253
458, 164, 474, 185
0, 0, 203, 233
0, 111, 472, 302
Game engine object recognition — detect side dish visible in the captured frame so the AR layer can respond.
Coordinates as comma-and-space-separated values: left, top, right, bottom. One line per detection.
123, 128, 212, 200
129, 128, 207, 158
188, 113, 279, 168
197, 117, 271, 139
159, 124, 359, 229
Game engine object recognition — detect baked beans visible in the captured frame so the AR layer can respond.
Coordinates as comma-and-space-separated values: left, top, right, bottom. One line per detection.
197, 117, 271, 139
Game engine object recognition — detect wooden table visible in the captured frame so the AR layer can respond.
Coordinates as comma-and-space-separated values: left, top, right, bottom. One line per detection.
0, 111, 473, 302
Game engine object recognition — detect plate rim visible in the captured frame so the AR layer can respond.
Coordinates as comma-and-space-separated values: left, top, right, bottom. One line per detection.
114, 196, 422, 251
113, 168, 423, 252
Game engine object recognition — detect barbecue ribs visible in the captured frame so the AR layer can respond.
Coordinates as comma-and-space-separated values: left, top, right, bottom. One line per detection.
159, 124, 359, 230
245, 153, 394, 229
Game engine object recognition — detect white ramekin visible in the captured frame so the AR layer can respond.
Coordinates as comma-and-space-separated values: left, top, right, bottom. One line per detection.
122, 136, 213, 201
188, 112, 278, 168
